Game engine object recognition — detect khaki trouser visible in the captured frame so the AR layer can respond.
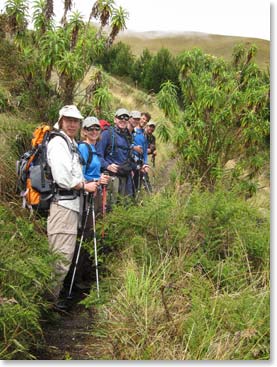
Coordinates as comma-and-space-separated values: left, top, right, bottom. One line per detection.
107, 176, 127, 209
47, 202, 79, 300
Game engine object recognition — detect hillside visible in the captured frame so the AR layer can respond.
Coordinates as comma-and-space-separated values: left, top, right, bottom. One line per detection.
116, 30, 270, 69
0, 32, 270, 360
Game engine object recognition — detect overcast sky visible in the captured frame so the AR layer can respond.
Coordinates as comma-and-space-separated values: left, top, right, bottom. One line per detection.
103, 0, 270, 40
0, 0, 271, 40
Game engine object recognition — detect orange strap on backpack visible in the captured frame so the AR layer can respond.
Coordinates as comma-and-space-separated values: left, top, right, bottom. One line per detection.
31, 125, 51, 148
25, 125, 51, 172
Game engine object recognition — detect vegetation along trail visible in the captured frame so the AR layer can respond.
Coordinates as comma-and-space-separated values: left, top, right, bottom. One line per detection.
0, 0, 269, 361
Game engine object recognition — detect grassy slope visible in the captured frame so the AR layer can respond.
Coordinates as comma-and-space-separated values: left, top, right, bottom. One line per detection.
0, 36, 270, 359
116, 31, 270, 69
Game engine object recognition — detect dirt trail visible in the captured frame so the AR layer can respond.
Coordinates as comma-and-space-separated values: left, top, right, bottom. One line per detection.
34, 302, 112, 360
153, 157, 178, 191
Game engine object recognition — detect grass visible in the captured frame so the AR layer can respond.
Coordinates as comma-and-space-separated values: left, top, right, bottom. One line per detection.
83, 187, 270, 360
117, 31, 269, 69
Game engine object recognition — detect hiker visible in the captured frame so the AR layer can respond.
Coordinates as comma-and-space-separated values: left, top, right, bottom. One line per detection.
145, 121, 157, 161
132, 111, 150, 192
128, 110, 143, 155
99, 119, 111, 131
47, 105, 98, 310
65, 116, 109, 291
96, 108, 134, 207
126, 110, 143, 196
144, 120, 157, 192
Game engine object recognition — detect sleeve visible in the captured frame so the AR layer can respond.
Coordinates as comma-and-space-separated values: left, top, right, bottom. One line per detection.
96, 130, 110, 170
47, 136, 83, 189
143, 137, 148, 164
153, 135, 156, 149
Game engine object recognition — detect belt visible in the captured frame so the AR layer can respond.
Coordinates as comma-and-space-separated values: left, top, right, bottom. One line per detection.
57, 189, 80, 197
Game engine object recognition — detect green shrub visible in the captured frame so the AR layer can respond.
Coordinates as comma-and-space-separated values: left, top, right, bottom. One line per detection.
0, 204, 55, 359
157, 46, 270, 188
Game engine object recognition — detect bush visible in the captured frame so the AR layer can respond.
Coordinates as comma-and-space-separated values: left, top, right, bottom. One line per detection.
0, 204, 55, 359
157, 46, 270, 188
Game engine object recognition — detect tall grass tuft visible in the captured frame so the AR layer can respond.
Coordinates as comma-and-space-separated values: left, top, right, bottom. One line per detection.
86, 187, 269, 360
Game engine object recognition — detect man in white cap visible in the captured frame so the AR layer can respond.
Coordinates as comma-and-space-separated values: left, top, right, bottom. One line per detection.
47, 105, 99, 310
145, 120, 157, 164
128, 110, 143, 156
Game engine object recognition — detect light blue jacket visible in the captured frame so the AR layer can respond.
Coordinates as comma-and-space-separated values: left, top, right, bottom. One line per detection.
78, 142, 101, 181
133, 128, 148, 164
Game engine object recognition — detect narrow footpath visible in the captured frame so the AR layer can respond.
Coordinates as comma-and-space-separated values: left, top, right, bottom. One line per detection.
34, 302, 112, 360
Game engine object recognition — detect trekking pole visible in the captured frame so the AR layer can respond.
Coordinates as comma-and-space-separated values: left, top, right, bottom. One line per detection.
101, 170, 109, 238
135, 170, 142, 202
142, 174, 151, 194
68, 192, 90, 299
151, 154, 155, 168
91, 194, 100, 298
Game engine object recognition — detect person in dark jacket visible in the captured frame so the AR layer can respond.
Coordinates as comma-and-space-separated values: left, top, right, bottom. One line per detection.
143, 120, 157, 192
96, 108, 133, 207
145, 120, 157, 165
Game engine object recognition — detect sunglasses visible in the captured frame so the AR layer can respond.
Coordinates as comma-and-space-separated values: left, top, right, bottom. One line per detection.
85, 126, 101, 132
117, 115, 129, 121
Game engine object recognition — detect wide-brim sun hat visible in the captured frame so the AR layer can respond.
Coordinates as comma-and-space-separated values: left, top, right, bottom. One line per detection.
115, 108, 130, 117
57, 104, 83, 121
82, 116, 100, 129
54, 105, 83, 129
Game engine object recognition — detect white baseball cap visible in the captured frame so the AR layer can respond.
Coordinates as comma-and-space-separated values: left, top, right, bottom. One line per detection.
82, 116, 100, 128
130, 110, 141, 119
115, 108, 130, 117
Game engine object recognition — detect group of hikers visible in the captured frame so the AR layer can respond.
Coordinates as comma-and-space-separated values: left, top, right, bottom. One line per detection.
46, 105, 157, 311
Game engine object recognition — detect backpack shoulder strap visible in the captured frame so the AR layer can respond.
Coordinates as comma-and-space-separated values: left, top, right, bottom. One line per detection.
78, 141, 96, 171
103, 127, 116, 157
110, 127, 115, 156
48, 131, 73, 154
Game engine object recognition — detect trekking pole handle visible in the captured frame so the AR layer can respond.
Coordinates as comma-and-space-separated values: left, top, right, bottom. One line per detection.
101, 170, 110, 187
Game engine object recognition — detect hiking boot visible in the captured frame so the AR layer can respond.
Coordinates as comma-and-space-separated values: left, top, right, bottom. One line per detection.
53, 299, 70, 312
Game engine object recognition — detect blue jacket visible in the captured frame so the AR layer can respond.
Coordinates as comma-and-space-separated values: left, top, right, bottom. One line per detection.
96, 127, 132, 170
78, 142, 101, 181
133, 128, 148, 164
